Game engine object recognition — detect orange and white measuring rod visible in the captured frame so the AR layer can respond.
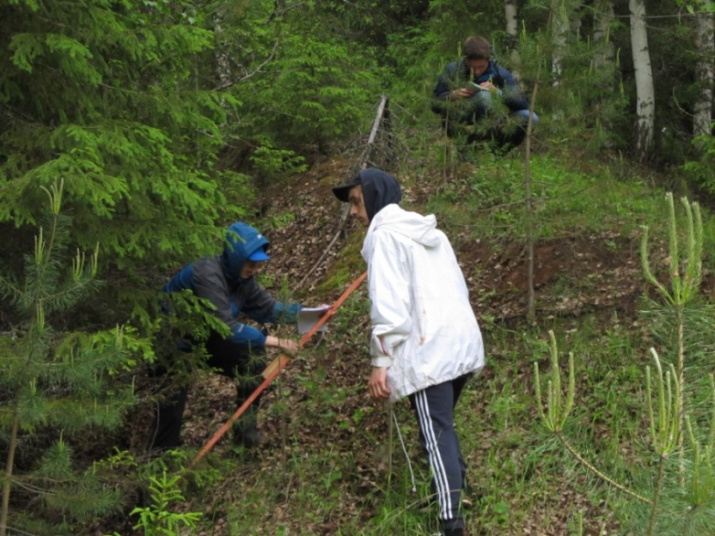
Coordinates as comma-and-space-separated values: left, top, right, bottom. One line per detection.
188, 271, 367, 468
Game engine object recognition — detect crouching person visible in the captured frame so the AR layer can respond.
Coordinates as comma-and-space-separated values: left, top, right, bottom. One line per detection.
148, 222, 302, 453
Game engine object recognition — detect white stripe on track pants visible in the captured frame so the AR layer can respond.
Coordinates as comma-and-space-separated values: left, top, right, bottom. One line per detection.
410, 374, 471, 532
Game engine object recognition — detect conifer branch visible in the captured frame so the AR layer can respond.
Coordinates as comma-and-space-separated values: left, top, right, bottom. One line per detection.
646, 349, 679, 457
534, 330, 574, 432
554, 430, 652, 505
1, 178, 134, 533
640, 225, 672, 304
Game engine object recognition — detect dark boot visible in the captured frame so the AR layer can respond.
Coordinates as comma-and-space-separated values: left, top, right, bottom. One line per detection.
232, 408, 263, 448
488, 123, 527, 155
147, 386, 189, 453
441, 518, 465, 536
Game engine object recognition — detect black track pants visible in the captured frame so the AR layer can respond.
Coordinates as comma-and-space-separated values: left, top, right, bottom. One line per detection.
410, 374, 471, 531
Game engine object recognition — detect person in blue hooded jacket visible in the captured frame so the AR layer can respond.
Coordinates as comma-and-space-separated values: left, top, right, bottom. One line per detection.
148, 222, 302, 452
432, 35, 538, 153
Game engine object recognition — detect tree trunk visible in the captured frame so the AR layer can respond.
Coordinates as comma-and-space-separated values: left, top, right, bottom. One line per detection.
693, 1, 714, 138
213, 10, 232, 90
505, 0, 520, 77
525, 81, 539, 324
505, 0, 518, 40
629, 0, 655, 157
593, 0, 615, 69
0, 416, 19, 536
551, 0, 569, 86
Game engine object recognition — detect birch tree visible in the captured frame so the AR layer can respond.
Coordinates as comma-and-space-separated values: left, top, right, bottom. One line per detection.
693, 0, 714, 137
593, 0, 615, 69
505, 0, 520, 77
629, 0, 655, 157
551, 0, 569, 85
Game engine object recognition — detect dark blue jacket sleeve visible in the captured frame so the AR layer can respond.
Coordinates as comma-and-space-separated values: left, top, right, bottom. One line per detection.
225, 301, 300, 351
227, 323, 268, 350
494, 65, 530, 111
433, 62, 459, 100
240, 280, 301, 325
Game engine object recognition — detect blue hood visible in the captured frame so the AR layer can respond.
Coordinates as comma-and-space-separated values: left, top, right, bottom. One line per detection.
221, 222, 270, 286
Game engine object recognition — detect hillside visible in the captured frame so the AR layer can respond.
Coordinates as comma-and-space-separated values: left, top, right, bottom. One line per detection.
3, 1, 715, 534
88, 153, 715, 536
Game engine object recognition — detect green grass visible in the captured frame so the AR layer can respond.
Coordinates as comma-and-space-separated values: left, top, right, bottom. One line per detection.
424, 153, 666, 242
121, 140, 715, 536
159, 299, 714, 536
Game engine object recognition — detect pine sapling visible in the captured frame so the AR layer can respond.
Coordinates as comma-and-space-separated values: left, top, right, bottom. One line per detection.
645, 348, 680, 534
683, 375, 715, 507
533, 330, 651, 505
0, 180, 136, 535
641, 193, 703, 484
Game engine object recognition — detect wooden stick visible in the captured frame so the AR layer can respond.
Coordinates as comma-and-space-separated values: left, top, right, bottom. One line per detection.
261, 353, 291, 379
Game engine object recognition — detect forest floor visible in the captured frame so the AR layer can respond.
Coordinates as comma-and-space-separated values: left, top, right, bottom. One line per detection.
101, 155, 712, 536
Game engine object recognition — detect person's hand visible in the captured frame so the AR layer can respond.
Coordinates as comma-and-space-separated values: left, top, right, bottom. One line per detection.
368, 367, 391, 401
450, 87, 474, 99
266, 336, 300, 356
480, 80, 498, 92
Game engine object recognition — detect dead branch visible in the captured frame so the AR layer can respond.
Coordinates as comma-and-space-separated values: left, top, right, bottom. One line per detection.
214, 40, 280, 91
293, 95, 393, 292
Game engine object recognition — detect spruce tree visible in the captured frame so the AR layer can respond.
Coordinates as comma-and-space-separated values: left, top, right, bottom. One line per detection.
0, 0, 251, 274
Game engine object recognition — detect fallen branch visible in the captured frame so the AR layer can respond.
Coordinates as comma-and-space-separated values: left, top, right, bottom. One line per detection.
294, 95, 392, 291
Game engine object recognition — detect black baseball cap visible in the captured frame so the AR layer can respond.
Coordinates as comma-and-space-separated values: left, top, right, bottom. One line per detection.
332, 174, 362, 202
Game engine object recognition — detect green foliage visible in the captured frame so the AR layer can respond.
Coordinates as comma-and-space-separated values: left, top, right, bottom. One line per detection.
0, 181, 138, 534
533, 330, 715, 534
143, 289, 232, 410
534, 330, 575, 433
684, 380, 715, 507
129, 471, 202, 536
0, 0, 249, 273
250, 142, 308, 183
425, 153, 660, 243
641, 193, 703, 307
1, 1, 715, 534
683, 132, 715, 195
530, 193, 715, 536
221, 2, 384, 154
645, 349, 680, 457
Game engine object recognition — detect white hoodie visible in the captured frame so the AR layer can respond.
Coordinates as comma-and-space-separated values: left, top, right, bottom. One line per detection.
361, 204, 485, 401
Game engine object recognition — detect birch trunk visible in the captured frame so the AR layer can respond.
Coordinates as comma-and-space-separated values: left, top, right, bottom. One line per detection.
693, 1, 714, 138
593, 0, 615, 69
551, 0, 569, 86
505, 0, 520, 77
214, 10, 233, 90
629, 0, 655, 157
505, 0, 518, 39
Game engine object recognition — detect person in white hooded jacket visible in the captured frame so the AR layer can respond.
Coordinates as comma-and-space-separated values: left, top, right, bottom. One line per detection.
333, 168, 484, 536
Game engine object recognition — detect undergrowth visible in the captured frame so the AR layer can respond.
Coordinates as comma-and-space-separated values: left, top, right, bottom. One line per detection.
115, 144, 715, 536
